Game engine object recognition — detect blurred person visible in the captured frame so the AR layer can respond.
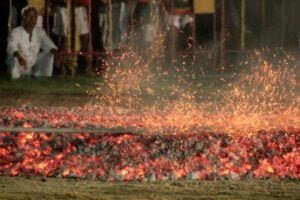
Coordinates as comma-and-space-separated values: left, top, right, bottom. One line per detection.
126, 0, 163, 54
91, 0, 109, 75
120, 0, 134, 44
225, 0, 241, 49
96, 0, 109, 51
95, 0, 122, 52
6, 5, 58, 79
75, 0, 94, 75
164, 0, 195, 64
109, 0, 122, 52
51, 0, 94, 75
92, 0, 107, 52
133, 0, 152, 51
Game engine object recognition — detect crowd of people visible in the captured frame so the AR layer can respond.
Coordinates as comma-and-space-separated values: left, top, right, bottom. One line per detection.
5, 0, 196, 79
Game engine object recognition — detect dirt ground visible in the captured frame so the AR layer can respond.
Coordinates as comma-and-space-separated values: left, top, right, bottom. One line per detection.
0, 177, 299, 200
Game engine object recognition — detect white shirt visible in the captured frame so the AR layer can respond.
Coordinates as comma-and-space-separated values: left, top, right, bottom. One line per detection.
7, 26, 57, 68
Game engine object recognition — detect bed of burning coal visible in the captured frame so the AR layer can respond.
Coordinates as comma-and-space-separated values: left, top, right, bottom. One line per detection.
0, 107, 299, 181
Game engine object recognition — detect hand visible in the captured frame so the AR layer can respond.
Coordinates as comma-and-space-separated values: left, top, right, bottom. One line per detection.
13, 51, 27, 68
17, 57, 27, 68
50, 48, 58, 55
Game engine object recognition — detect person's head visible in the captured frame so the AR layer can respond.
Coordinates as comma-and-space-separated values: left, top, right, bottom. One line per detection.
21, 5, 38, 30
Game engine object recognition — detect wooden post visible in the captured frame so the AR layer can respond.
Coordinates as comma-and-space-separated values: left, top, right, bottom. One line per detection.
65, 0, 78, 77
67, 0, 71, 53
8, 0, 12, 33
261, 0, 266, 47
220, 0, 225, 71
108, 0, 113, 52
213, 8, 217, 69
281, 0, 286, 46
240, 0, 245, 50
71, 0, 75, 52
87, 0, 93, 66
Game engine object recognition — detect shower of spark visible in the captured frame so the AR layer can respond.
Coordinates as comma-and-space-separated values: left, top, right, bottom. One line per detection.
0, 48, 299, 181
1, 3, 299, 181
217, 49, 299, 135
88, 47, 299, 135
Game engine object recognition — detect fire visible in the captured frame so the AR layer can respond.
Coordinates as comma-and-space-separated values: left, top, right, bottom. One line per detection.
25, 132, 34, 139
83, 48, 300, 136
10, 167, 19, 176
0, 49, 299, 181
35, 162, 47, 171
62, 169, 70, 177
55, 153, 64, 160
267, 166, 274, 174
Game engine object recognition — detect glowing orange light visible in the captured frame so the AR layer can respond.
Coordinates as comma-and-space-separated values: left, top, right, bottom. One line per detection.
62, 169, 70, 177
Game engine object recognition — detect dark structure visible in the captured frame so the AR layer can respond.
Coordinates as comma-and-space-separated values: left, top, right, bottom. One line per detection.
1, 0, 300, 74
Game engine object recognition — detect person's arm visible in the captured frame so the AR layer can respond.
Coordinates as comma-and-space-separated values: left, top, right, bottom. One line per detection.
7, 29, 27, 67
50, 48, 59, 56
13, 51, 27, 67
39, 28, 57, 53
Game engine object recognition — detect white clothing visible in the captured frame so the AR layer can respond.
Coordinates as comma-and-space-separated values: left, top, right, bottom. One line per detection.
98, 12, 108, 49
6, 26, 57, 79
165, 12, 194, 29
52, 6, 89, 36
36, 15, 44, 28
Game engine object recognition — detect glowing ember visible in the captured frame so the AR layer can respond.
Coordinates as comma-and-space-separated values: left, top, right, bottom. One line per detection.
2, 50, 298, 135
0, 48, 299, 181
0, 130, 299, 181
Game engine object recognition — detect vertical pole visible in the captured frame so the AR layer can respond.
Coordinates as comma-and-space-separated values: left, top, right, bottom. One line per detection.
71, 0, 75, 52
191, 2, 196, 53
88, 0, 92, 54
220, 0, 225, 71
240, 0, 245, 50
44, 0, 49, 34
67, 0, 71, 53
8, 0, 12, 33
108, 0, 113, 52
261, 0, 266, 47
281, 0, 286, 46
213, 0, 217, 69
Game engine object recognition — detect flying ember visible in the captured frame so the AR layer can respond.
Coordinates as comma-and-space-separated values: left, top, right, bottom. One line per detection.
0, 48, 299, 181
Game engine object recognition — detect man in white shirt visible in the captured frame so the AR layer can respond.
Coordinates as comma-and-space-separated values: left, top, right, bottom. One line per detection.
6, 5, 58, 79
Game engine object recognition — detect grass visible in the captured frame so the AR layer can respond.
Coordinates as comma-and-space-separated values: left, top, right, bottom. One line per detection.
0, 177, 299, 200
0, 75, 104, 107
0, 75, 102, 95
0, 71, 230, 107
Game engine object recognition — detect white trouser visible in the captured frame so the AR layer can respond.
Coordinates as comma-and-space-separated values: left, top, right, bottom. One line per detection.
99, 12, 108, 49
53, 6, 89, 36
165, 12, 194, 29
6, 51, 54, 79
